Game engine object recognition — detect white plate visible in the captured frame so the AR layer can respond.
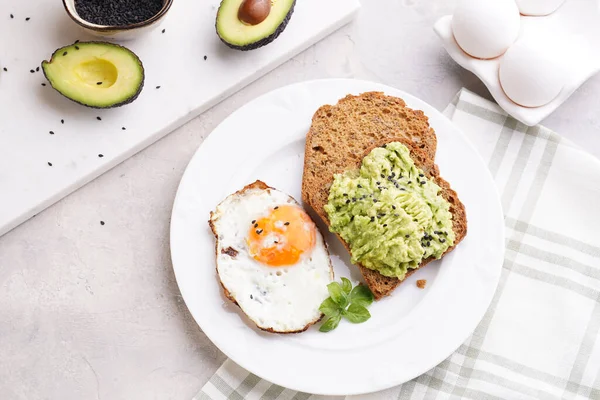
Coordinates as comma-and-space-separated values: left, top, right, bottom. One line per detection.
170, 79, 505, 396
435, 0, 600, 126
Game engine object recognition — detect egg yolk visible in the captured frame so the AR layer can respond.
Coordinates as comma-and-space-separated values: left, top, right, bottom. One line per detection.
247, 205, 316, 266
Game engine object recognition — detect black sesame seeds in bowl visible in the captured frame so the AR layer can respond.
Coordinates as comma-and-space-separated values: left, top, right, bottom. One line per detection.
62, 0, 173, 40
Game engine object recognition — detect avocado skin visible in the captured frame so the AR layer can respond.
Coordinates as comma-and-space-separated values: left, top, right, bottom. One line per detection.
216, 0, 296, 51
41, 41, 145, 109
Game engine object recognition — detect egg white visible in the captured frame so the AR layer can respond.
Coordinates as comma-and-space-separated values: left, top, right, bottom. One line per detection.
210, 183, 333, 333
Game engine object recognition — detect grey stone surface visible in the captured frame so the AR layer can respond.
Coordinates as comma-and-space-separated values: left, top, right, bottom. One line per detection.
1, 1, 599, 399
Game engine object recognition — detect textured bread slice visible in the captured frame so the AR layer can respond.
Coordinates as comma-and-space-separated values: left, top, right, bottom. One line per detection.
302, 93, 467, 299
302, 92, 438, 229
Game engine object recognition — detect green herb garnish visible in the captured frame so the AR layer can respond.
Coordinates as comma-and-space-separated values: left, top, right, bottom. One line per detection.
319, 277, 374, 332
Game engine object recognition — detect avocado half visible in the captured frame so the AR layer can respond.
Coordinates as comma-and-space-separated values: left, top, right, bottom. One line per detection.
41, 42, 144, 109
216, 0, 296, 51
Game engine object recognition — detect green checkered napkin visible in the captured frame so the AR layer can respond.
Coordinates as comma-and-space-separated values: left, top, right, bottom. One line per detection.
195, 89, 600, 400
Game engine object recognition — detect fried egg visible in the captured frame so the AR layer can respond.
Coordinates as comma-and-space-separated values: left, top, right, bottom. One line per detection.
209, 180, 333, 333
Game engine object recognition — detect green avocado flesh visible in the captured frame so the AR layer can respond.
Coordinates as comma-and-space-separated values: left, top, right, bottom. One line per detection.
42, 42, 144, 109
216, 0, 295, 50
324, 142, 456, 279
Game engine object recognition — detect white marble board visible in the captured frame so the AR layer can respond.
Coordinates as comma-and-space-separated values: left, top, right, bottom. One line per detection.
0, 0, 360, 237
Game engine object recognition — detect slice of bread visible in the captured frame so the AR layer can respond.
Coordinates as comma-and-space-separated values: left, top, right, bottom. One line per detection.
302, 93, 467, 299
302, 92, 437, 229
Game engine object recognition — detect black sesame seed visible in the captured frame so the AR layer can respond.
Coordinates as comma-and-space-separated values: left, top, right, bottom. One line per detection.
440, 238, 446, 243
373, 199, 378, 203
284, 222, 290, 226
376, 181, 381, 185
63, 51, 67, 56
30, 69, 34, 73
250, 294, 253, 299
407, 181, 412, 184
49, 130, 54, 135
36, 66, 39, 72
357, 184, 362, 189
388, 175, 393, 180
100, 221, 105, 225
98, 154, 104, 158
352, 197, 356, 202
10, 14, 14, 18
346, 200, 350, 204
427, 241, 431, 247
96, 116, 101, 121
122, 127, 126, 130
380, 174, 385, 178
97, 82, 102, 85
383, 224, 387, 227
25, 17, 30, 21
75, 46, 80, 50
47, 162, 52, 166
253, 223, 258, 228
2, 67, 6, 72
405, 234, 410, 238
61, 119, 64, 124
391, 172, 396, 178
41, 83, 46, 86
156, 85, 161, 89
274, 206, 279, 210
370, 216, 375, 222
350, 215, 355, 221
162, 28, 165, 33
75, 0, 163, 26
392, 205, 396, 210
256, 229, 263, 234
343, 193, 348, 197
400, 188, 406, 191
251, 220, 256, 224
204, 55, 207, 60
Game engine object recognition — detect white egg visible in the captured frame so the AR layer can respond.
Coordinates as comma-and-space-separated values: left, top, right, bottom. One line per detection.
452, 0, 521, 59
209, 181, 333, 333
516, 0, 565, 16
499, 36, 565, 107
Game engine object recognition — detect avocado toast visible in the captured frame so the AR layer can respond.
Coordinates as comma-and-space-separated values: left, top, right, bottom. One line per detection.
301, 92, 467, 299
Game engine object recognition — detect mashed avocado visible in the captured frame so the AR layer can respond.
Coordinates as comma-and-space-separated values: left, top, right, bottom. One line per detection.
324, 142, 455, 279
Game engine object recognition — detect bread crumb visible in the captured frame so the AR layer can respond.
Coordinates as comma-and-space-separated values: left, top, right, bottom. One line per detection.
416, 279, 427, 289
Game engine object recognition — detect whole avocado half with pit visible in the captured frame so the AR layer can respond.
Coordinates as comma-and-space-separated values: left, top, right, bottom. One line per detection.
216, 0, 296, 51
41, 42, 144, 109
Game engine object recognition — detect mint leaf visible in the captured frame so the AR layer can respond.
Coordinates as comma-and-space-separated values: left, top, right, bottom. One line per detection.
319, 314, 342, 332
327, 282, 347, 307
319, 297, 341, 317
340, 277, 352, 294
349, 285, 374, 307
343, 303, 371, 323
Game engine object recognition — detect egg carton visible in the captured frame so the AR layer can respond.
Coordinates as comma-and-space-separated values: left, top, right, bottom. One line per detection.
435, 0, 600, 126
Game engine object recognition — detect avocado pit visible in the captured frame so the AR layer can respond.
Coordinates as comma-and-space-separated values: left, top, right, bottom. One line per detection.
238, 0, 271, 25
